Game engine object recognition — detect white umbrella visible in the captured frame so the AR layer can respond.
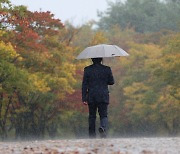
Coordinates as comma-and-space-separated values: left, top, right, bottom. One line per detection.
76, 44, 129, 59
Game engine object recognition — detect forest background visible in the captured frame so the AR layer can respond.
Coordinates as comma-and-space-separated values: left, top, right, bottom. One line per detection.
0, 0, 179, 140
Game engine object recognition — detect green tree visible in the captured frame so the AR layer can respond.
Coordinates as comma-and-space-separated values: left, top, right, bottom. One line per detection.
98, 0, 180, 33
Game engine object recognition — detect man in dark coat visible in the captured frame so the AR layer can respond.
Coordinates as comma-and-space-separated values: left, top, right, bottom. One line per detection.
82, 58, 114, 138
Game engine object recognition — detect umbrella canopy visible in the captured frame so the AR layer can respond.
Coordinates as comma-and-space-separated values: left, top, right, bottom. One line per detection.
76, 44, 129, 59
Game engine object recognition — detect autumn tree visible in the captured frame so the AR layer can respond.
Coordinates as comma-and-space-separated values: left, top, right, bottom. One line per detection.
0, 0, 77, 139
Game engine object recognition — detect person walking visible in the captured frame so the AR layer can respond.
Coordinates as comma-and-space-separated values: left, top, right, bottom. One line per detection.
82, 58, 114, 138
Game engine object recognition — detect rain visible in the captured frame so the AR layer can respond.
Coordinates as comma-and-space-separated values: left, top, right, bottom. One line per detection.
0, 0, 179, 153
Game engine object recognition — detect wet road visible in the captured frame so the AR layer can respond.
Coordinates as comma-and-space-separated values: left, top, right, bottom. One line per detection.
0, 137, 179, 154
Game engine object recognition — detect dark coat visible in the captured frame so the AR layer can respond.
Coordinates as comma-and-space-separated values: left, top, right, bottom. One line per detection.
82, 63, 114, 104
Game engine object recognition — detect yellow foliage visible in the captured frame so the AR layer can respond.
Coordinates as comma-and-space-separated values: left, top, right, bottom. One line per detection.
45, 61, 76, 99
132, 103, 146, 116
90, 31, 108, 46
114, 42, 162, 77
0, 41, 19, 61
124, 82, 151, 119
160, 54, 180, 70
124, 82, 149, 102
0, 30, 5, 37
29, 74, 50, 93
158, 85, 180, 132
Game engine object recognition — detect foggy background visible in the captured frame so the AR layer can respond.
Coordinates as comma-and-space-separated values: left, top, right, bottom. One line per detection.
0, 0, 179, 140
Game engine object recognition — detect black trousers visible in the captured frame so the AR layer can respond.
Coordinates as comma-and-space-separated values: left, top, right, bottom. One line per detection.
88, 102, 108, 138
